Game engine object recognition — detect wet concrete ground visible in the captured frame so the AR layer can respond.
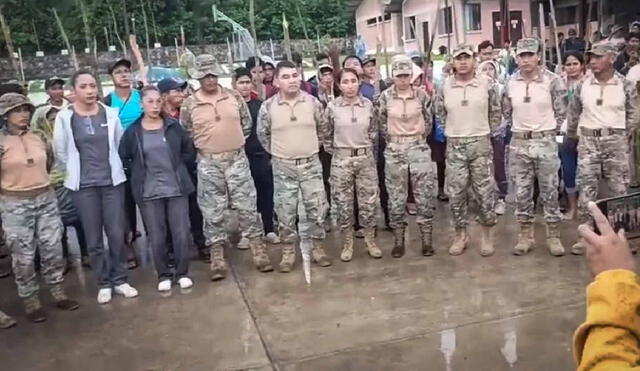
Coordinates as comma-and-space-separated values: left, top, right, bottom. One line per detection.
0, 203, 598, 370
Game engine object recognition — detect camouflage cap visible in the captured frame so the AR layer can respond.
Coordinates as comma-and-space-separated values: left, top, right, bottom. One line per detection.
188, 54, 225, 79
0, 93, 33, 116
516, 38, 540, 55
391, 55, 413, 77
452, 43, 475, 58
587, 41, 618, 56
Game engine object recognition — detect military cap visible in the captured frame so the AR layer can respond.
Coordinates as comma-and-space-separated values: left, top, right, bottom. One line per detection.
587, 41, 618, 56
452, 44, 475, 58
0, 93, 34, 116
516, 38, 540, 55
188, 54, 224, 79
391, 55, 413, 77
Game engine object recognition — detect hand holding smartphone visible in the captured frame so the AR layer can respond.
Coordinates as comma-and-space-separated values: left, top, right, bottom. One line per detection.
595, 193, 640, 239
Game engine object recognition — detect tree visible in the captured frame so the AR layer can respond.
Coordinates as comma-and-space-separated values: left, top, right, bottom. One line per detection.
0, 0, 356, 56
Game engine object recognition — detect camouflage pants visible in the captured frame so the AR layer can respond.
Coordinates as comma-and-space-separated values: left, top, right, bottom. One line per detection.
0, 190, 64, 298
577, 134, 630, 222
330, 150, 379, 230
510, 136, 562, 224
273, 156, 328, 243
446, 136, 497, 229
384, 141, 436, 229
197, 150, 263, 246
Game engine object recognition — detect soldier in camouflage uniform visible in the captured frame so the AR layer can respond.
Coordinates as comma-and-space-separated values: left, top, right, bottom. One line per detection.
324, 68, 382, 261
0, 93, 79, 323
378, 55, 436, 258
257, 60, 332, 272
567, 42, 640, 255
503, 38, 568, 256
181, 55, 273, 280
434, 44, 501, 257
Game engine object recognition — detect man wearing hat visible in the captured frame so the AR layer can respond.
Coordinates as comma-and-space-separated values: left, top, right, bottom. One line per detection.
503, 38, 568, 256
434, 44, 501, 257
257, 60, 333, 273
104, 58, 144, 264
158, 77, 188, 119
378, 55, 435, 258
567, 42, 639, 255
181, 54, 273, 280
361, 56, 389, 102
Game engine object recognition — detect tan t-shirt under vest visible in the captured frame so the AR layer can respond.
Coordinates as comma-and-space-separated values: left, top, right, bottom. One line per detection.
0, 131, 50, 192
441, 76, 491, 137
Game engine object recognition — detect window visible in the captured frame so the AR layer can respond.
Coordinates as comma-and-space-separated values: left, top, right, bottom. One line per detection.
438, 6, 453, 34
366, 13, 391, 27
588, 1, 599, 21
464, 3, 481, 31
405, 16, 416, 40
556, 6, 577, 26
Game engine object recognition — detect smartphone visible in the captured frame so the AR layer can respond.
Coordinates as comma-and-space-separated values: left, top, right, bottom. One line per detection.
595, 192, 640, 239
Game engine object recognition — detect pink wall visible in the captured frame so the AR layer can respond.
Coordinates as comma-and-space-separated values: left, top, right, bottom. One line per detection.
356, 0, 535, 55
355, 0, 403, 53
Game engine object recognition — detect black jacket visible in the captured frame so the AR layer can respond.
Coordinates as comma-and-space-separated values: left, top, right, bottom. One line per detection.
118, 115, 196, 204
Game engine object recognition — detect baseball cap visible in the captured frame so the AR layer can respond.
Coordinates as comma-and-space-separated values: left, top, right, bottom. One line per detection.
157, 77, 188, 94
44, 76, 65, 90
108, 58, 132, 74
261, 56, 276, 68
587, 41, 618, 56
391, 55, 413, 77
318, 64, 334, 73
452, 44, 474, 58
187, 54, 224, 79
362, 56, 376, 65
516, 38, 540, 55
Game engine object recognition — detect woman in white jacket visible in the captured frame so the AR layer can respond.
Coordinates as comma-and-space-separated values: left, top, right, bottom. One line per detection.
53, 70, 139, 304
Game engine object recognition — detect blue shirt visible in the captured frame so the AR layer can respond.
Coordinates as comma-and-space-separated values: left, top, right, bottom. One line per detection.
109, 90, 143, 130
359, 81, 375, 101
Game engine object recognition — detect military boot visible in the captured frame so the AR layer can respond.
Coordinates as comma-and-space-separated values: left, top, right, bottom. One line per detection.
363, 228, 382, 259
420, 224, 434, 256
209, 243, 228, 281
0, 309, 15, 329
312, 240, 332, 267
546, 222, 566, 256
50, 284, 79, 311
250, 239, 273, 273
513, 223, 535, 256
340, 229, 354, 262
479, 225, 495, 257
449, 228, 468, 256
279, 243, 296, 273
391, 228, 406, 258
24, 295, 46, 323
570, 239, 585, 255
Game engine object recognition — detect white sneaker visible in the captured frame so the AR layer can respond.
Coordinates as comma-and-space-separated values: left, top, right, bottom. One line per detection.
265, 232, 281, 244
237, 236, 250, 250
97, 288, 112, 304
495, 199, 506, 215
157, 280, 172, 292
178, 277, 193, 289
114, 283, 139, 298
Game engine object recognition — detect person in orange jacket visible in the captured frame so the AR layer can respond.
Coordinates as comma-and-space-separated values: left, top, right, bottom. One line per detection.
574, 200, 639, 370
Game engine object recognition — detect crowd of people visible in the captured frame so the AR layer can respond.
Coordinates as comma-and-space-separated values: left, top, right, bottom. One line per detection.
0, 24, 638, 344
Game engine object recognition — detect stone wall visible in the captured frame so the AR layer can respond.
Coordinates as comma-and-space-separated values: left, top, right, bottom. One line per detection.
0, 38, 354, 81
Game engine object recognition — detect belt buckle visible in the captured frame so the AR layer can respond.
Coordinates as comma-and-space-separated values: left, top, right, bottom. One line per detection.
593, 129, 602, 137
523, 131, 533, 140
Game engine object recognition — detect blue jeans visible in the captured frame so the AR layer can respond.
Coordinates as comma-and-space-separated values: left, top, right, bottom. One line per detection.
560, 138, 578, 194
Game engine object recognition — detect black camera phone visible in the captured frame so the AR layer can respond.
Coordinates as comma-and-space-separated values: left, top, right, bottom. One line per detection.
595, 193, 640, 239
